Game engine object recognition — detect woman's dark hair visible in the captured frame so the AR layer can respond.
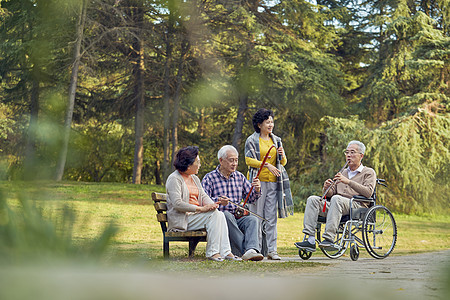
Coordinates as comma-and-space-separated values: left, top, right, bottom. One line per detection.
173, 146, 199, 172
252, 108, 274, 133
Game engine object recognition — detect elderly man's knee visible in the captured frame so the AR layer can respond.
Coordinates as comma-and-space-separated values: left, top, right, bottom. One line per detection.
223, 211, 235, 221
330, 195, 342, 204
329, 195, 347, 211
306, 195, 320, 206
247, 215, 259, 227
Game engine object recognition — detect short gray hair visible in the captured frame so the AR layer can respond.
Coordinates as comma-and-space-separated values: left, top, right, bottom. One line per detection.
348, 140, 366, 154
218, 145, 238, 161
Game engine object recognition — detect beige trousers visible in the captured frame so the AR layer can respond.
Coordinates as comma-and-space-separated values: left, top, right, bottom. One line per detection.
302, 195, 361, 241
187, 209, 232, 258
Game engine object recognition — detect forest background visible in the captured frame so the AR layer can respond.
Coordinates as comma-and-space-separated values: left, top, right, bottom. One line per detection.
0, 0, 449, 216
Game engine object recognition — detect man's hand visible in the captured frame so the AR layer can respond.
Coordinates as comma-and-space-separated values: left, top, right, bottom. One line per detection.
252, 178, 261, 193
333, 172, 350, 185
217, 196, 230, 206
323, 178, 333, 190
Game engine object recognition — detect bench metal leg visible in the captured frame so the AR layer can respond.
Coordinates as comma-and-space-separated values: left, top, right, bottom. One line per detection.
163, 238, 170, 259
188, 238, 200, 257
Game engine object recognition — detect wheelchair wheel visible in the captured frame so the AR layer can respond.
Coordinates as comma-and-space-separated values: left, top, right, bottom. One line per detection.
363, 205, 397, 259
298, 249, 312, 260
350, 244, 359, 261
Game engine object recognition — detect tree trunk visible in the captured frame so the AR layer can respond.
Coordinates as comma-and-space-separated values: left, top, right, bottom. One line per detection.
171, 39, 188, 165
55, 0, 87, 181
319, 132, 327, 163
162, 3, 175, 182
232, 37, 251, 150
198, 108, 205, 137
132, 37, 145, 184
23, 76, 40, 180
132, 2, 145, 184
154, 160, 162, 185
232, 92, 248, 150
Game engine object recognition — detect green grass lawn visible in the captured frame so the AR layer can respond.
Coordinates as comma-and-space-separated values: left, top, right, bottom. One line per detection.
2, 181, 450, 273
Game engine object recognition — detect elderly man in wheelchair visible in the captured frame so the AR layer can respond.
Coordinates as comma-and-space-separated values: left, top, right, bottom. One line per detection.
295, 140, 396, 261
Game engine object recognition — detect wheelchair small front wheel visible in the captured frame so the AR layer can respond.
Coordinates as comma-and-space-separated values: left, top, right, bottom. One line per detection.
363, 205, 397, 259
350, 244, 359, 261
298, 249, 312, 260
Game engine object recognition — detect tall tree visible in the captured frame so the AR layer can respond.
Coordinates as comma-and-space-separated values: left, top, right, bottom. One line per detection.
171, 38, 189, 164
129, 0, 146, 184
56, 0, 87, 181
162, 0, 176, 181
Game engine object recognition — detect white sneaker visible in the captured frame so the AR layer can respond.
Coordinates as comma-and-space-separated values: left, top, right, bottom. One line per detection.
242, 249, 264, 261
267, 251, 281, 260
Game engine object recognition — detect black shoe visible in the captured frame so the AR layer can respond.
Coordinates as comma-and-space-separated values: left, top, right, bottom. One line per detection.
294, 241, 316, 252
318, 239, 338, 250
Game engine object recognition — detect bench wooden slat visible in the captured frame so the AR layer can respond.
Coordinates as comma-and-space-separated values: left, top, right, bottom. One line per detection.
166, 230, 207, 237
156, 213, 167, 222
152, 192, 167, 202
154, 202, 167, 212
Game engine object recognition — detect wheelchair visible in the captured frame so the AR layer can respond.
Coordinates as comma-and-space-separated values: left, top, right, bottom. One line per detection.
298, 179, 397, 261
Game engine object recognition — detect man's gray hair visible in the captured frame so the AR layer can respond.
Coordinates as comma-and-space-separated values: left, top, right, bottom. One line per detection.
218, 145, 238, 161
348, 140, 366, 154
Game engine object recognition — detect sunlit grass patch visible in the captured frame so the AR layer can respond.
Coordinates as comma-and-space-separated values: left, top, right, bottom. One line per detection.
2, 180, 449, 267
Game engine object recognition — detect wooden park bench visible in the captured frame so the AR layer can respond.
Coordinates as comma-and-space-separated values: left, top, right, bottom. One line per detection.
151, 192, 207, 258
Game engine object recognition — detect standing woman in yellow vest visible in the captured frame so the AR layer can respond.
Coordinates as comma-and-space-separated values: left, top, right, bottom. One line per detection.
244, 108, 294, 260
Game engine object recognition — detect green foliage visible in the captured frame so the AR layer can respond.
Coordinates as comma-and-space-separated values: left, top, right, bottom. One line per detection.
359, 2, 449, 123
290, 176, 319, 212
298, 110, 450, 215
366, 110, 450, 214
1, 0, 449, 217
63, 118, 165, 184
65, 119, 133, 182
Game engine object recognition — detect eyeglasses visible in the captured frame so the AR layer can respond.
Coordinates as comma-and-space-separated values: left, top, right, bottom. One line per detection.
226, 158, 239, 164
343, 150, 361, 156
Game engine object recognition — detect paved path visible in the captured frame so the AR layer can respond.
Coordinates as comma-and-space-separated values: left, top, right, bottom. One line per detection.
275, 249, 450, 299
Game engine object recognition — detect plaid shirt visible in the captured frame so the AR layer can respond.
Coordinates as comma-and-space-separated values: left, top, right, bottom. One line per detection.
201, 166, 260, 214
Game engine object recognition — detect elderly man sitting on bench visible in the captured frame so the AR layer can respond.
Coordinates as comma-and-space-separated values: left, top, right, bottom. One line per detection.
202, 145, 264, 261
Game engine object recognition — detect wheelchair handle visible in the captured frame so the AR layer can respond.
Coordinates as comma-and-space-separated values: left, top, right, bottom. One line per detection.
377, 179, 387, 187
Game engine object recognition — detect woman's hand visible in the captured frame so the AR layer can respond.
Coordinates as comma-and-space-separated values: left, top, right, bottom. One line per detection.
265, 162, 281, 177
197, 203, 219, 213
277, 146, 284, 158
